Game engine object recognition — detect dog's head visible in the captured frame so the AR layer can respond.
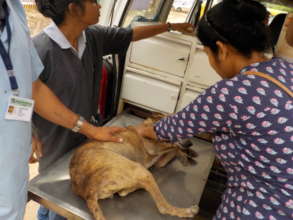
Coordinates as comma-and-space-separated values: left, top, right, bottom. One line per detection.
143, 112, 166, 126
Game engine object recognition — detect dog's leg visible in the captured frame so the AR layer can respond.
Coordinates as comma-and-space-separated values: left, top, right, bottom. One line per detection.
138, 169, 199, 218
86, 192, 106, 220
154, 150, 177, 168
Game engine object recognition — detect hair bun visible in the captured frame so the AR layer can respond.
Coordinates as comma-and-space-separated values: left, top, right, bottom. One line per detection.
35, 0, 70, 25
35, 0, 56, 18
222, 0, 267, 23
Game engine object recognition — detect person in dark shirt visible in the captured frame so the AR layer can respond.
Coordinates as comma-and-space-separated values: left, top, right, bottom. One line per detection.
32, 0, 193, 220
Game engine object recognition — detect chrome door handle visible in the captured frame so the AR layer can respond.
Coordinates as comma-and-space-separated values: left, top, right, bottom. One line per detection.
177, 57, 186, 61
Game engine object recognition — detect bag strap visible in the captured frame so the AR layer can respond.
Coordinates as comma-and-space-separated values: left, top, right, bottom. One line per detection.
244, 71, 293, 98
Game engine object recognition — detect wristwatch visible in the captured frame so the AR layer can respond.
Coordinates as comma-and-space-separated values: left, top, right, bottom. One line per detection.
167, 22, 173, 32
72, 115, 85, 133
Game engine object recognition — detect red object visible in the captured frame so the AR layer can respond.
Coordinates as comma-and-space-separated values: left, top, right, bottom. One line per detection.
98, 65, 108, 120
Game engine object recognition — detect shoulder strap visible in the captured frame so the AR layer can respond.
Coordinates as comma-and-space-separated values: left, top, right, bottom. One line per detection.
244, 71, 293, 98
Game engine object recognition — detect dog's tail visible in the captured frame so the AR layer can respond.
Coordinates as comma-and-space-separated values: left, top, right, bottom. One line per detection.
86, 192, 106, 220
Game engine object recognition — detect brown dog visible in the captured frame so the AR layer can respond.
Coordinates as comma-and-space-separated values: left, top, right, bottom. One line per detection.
69, 119, 198, 220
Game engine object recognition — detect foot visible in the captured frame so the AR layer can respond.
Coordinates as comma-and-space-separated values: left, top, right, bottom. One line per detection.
159, 204, 199, 218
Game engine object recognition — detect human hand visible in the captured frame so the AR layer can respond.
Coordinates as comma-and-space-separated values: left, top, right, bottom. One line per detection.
133, 122, 157, 140
85, 126, 125, 143
170, 23, 194, 34
29, 135, 42, 163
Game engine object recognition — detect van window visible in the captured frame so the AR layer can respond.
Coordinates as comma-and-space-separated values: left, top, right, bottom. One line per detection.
122, 0, 164, 27
167, 0, 195, 23
166, 0, 218, 25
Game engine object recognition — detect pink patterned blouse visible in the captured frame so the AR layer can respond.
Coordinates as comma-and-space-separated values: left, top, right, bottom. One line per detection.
155, 58, 293, 220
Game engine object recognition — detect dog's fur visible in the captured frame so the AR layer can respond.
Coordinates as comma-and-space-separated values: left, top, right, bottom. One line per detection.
69, 118, 198, 220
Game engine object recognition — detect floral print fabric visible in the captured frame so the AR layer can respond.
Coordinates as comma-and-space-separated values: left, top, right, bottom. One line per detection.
154, 58, 293, 219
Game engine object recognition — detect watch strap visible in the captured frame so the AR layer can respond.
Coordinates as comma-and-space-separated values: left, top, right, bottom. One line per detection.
72, 116, 85, 133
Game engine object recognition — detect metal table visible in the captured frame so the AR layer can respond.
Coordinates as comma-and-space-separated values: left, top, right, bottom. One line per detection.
28, 113, 215, 220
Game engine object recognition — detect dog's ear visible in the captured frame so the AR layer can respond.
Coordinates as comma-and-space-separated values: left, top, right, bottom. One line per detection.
143, 118, 154, 126
150, 112, 166, 121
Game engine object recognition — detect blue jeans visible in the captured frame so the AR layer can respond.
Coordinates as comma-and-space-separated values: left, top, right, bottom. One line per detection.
37, 206, 67, 220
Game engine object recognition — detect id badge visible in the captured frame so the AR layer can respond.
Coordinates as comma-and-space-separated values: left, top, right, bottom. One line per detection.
5, 95, 35, 122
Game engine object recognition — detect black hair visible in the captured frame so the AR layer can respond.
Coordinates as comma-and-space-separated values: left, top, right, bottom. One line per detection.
197, 0, 271, 57
35, 0, 84, 25
269, 13, 287, 46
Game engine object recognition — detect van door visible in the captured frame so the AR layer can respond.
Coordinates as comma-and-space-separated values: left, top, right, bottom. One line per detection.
119, 0, 221, 114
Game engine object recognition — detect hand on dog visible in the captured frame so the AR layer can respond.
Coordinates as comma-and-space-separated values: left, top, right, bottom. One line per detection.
133, 122, 157, 140
86, 126, 125, 143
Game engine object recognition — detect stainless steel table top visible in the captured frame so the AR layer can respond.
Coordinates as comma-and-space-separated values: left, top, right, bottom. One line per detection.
28, 112, 215, 220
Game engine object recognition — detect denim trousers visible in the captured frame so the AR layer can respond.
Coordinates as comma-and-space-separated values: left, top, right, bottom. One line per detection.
37, 206, 67, 220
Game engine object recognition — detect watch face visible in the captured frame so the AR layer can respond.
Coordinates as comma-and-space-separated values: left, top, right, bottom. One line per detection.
72, 116, 85, 132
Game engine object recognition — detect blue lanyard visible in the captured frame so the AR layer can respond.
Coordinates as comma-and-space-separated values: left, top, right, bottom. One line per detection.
0, 9, 19, 95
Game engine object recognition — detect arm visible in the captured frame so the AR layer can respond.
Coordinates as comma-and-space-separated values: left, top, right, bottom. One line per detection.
132, 23, 194, 41
32, 79, 124, 142
135, 122, 157, 140
136, 81, 233, 142
100, 23, 193, 55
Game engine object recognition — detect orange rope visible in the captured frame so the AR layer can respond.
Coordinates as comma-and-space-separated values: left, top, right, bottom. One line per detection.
245, 71, 293, 98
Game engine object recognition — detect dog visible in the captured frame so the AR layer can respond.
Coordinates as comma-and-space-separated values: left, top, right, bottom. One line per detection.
69, 117, 198, 220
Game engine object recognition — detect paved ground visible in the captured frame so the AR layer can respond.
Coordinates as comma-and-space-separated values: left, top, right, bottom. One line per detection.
24, 6, 50, 36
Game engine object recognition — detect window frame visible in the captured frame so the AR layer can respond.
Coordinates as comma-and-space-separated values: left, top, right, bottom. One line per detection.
119, 0, 167, 27
118, 0, 217, 29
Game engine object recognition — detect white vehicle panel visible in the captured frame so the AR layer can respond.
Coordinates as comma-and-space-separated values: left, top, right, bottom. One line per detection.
177, 88, 203, 111
121, 72, 180, 113
129, 35, 191, 77
187, 46, 221, 87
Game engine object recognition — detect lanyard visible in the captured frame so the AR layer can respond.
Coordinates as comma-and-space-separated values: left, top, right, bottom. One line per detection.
0, 9, 19, 96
